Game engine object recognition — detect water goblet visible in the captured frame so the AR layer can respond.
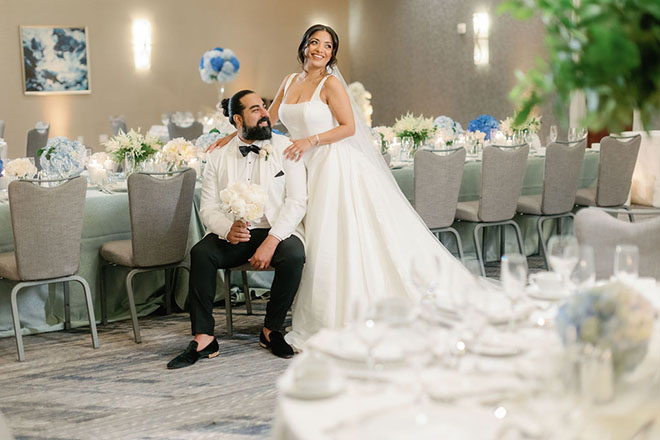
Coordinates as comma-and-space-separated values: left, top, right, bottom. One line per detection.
123, 152, 136, 176
548, 235, 579, 290
568, 127, 578, 142
401, 136, 413, 161
501, 253, 528, 331
614, 245, 639, 284
569, 245, 596, 291
548, 125, 558, 144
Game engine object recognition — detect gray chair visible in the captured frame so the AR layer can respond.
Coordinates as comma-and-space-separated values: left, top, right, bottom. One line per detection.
0, 120, 5, 138
99, 169, 196, 343
26, 124, 50, 170
575, 135, 641, 220
110, 115, 127, 135
167, 121, 203, 142
0, 177, 98, 361
382, 152, 392, 166
517, 139, 586, 268
455, 144, 530, 276
223, 264, 274, 336
575, 208, 660, 280
414, 148, 466, 262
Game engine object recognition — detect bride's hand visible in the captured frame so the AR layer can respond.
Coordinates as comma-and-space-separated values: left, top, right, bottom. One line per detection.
206, 132, 237, 152
283, 138, 313, 162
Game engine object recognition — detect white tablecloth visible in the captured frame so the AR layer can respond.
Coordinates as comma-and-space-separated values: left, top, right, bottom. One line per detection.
627, 130, 660, 207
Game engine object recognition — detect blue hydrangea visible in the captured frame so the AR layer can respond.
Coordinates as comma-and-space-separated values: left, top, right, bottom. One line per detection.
0, 158, 3, 176
433, 115, 463, 134
467, 114, 499, 139
39, 136, 88, 177
199, 47, 240, 83
195, 132, 223, 149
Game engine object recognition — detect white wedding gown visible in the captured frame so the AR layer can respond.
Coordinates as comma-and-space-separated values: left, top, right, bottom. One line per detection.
279, 74, 481, 349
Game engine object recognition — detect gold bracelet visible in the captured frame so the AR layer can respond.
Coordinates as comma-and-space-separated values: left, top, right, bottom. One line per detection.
307, 136, 314, 147
314, 134, 320, 146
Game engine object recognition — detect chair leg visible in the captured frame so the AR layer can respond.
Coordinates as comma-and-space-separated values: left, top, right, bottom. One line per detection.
63, 281, 71, 331
99, 263, 108, 326
125, 269, 142, 343
447, 227, 465, 264
482, 226, 488, 267
556, 217, 562, 235
74, 276, 100, 349
10, 284, 25, 361
510, 221, 525, 255
242, 271, 252, 315
224, 269, 233, 337
537, 217, 549, 270
164, 268, 173, 315
499, 225, 506, 259
622, 205, 635, 222
473, 224, 486, 277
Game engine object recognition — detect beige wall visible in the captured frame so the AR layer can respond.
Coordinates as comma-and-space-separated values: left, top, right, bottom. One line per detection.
0, 0, 349, 157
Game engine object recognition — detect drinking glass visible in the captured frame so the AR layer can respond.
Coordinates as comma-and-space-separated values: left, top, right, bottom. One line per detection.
568, 127, 578, 142
501, 253, 528, 331
614, 245, 639, 283
548, 235, 579, 288
548, 125, 558, 144
350, 301, 384, 378
570, 245, 596, 290
400, 136, 413, 161
123, 152, 136, 176
489, 129, 499, 145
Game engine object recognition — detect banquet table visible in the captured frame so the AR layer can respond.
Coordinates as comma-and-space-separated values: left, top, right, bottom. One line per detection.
392, 151, 601, 265
273, 281, 660, 440
626, 130, 660, 208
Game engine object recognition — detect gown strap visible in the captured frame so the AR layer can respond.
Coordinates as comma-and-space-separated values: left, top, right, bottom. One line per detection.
283, 73, 298, 99
311, 75, 331, 102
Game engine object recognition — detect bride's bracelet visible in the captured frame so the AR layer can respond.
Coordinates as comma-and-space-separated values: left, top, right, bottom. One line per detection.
308, 134, 321, 147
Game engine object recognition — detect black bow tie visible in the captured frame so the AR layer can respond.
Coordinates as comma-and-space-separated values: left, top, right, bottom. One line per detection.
239, 144, 261, 157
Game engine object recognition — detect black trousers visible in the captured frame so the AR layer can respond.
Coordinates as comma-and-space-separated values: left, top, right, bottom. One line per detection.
188, 229, 305, 335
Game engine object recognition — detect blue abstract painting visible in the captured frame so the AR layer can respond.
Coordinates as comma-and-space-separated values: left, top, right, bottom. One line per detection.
20, 26, 90, 94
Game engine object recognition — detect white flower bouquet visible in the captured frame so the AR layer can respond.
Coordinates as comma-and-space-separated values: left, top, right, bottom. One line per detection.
104, 128, 162, 164
5, 158, 37, 179
161, 138, 198, 168
348, 81, 373, 127
392, 113, 436, 153
38, 136, 88, 177
220, 181, 266, 224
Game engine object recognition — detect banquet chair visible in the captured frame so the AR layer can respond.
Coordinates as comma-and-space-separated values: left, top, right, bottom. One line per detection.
99, 168, 196, 343
0, 177, 98, 361
167, 121, 203, 141
223, 264, 274, 336
575, 135, 641, 221
110, 115, 127, 135
0, 120, 5, 138
455, 144, 530, 276
414, 148, 466, 263
574, 208, 660, 280
26, 123, 50, 170
517, 139, 586, 268
382, 152, 392, 166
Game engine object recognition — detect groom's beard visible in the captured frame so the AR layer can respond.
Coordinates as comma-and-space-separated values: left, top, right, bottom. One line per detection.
242, 117, 272, 140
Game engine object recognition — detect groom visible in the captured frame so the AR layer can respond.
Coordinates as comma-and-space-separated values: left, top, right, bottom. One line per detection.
168, 90, 307, 369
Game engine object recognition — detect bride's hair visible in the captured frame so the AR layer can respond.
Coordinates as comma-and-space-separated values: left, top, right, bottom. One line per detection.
221, 90, 254, 126
297, 24, 339, 71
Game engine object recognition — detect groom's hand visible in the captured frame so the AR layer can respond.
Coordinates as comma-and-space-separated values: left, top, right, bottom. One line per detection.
227, 221, 250, 244
249, 235, 280, 270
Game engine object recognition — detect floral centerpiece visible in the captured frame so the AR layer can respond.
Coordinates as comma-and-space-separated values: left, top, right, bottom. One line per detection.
433, 115, 464, 146
199, 47, 240, 83
467, 115, 499, 140
4, 158, 37, 179
373, 126, 395, 154
348, 82, 373, 127
104, 129, 162, 165
161, 138, 198, 169
220, 181, 266, 224
195, 130, 224, 150
556, 282, 655, 376
37, 137, 88, 177
392, 113, 436, 154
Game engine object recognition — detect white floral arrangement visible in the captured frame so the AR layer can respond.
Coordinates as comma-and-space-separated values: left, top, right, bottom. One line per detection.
499, 117, 515, 137
372, 126, 395, 154
199, 47, 240, 83
104, 128, 162, 164
4, 158, 37, 179
38, 136, 88, 177
500, 114, 542, 136
348, 81, 373, 127
524, 115, 542, 134
465, 130, 487, 150
258, 143, 273, 161
220, 181, 266, 223
161, 138, 198, 168
392, 113, 436, 153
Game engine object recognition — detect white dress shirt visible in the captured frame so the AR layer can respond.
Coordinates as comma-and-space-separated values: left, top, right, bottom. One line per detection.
236, 139, 270, 230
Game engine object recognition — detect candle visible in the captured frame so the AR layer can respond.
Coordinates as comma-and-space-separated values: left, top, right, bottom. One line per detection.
88, 162, 108, 187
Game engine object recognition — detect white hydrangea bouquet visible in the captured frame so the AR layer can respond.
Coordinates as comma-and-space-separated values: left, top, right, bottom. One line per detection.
4, 158, 37, 179
104, 128, 162, 164
392, 113, 436, 154
38, 136, 88, 177
220, 181, 266, 224
433, 115, 464, 146
161, 138, 198, 169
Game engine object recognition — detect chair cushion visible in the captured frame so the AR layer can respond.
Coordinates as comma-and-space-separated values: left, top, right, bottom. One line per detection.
455, 200, 481, 222
100, 240, 135, 267
575, 187, 597, 206
0, 252, 20, 281
516, 194, 543, 215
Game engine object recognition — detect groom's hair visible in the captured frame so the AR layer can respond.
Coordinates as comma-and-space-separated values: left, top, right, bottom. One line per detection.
298, 24, 339, 71
222, 90, 255, 126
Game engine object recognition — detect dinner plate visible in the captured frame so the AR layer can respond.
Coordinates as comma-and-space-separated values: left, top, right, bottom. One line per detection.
278, 374, 345, 400
526, 285, 565, 301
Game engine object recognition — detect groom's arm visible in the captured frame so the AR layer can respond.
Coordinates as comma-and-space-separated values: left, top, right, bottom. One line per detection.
268, 154, 307, 241
199, 151, 234, 240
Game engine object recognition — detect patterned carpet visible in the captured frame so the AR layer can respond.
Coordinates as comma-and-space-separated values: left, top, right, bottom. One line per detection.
0, 256, 546, 439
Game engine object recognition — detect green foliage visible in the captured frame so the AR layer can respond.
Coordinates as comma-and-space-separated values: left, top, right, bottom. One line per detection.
498, 0, 660, 131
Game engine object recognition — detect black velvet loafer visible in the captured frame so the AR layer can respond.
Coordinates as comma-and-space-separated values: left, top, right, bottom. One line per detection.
260, 330, 294, 359
167, 338, 219, 369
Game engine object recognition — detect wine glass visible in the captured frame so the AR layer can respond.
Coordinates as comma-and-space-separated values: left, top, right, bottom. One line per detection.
548, 235, 579, 289
501, 253, 528, 331
350, 301, 385, 380
123, 152, 136, 176
548, 125, 558, 144
569, 245, 596, 290
400, 136, 413, 161
568, 127, 578, 142
614, 245, 638, 284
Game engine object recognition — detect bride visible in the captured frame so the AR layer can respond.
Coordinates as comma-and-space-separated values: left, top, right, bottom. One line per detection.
213, 24, 480, 349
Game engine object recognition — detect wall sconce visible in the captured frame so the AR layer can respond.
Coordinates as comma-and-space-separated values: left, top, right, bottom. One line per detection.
473, 12, 489, 66
132, 19, 151, 71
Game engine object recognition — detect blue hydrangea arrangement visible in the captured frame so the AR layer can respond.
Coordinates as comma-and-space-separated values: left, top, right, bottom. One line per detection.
467, 115, 499, 140
433, 115, 463, 135
556, 282, 655, 376
0, 158, 4, 176
195, 131, 223, 149
199, 47, 240, 83
38, 137, 88, 177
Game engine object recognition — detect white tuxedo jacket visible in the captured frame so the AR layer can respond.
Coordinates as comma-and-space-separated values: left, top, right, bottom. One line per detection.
199, 133, 306, 243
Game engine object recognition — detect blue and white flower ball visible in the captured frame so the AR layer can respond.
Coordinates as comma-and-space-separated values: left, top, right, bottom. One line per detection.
195, 131, 223, 149
467, 115, 499, 140
434, 115, 463, 134
39, 136, 88, 177
199, 47, 240, 83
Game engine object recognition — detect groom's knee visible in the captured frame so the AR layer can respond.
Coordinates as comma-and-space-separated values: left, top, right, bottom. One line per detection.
273, 237, 305, 269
